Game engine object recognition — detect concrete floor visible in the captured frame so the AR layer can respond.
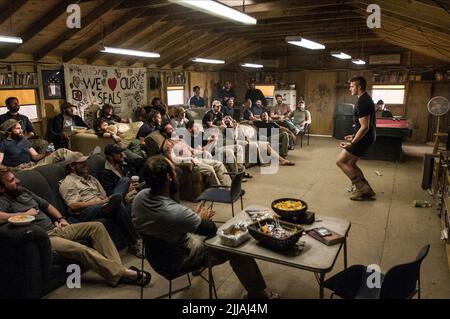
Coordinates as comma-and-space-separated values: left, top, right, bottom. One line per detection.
45, 137, 450, 299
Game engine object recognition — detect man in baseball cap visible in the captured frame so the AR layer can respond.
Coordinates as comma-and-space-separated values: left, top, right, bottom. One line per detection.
203, 100, 225, 128
59, 146, 143, 257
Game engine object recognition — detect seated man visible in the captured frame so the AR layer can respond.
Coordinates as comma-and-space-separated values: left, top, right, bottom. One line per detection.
242, 99, 259, 122
188, 86, 205, 108
0, 168, 150, 287
98, 144, 140, 204
251, 99, 267, 120
50, 102, 88, 149
252, 112, 291, 159
171, 107, 189, 129
137, 110, 162, 145
0, 119, 76, 170
202, 100, 225, 129
59, 152, 142, 257
271, 95, 299, 135
0, 96, 48, 153
132, 157, 279, 299
291, 99, 312, 132
96, 104, 123, 127
233, 120, 294, 166
161, 122, 231, 187
221, 98, 235, 118
186, 120, 245, 176
376, 100, 393, 118
96, 119, 121, 143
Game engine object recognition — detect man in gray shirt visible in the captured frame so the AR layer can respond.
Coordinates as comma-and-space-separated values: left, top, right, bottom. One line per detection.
132, 156, 279, 299
0, 168, 150, 287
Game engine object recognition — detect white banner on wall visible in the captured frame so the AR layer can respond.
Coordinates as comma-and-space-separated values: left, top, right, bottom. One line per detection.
64, 63, 147, 127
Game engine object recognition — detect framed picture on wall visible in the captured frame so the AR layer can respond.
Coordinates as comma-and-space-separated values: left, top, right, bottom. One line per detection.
42, 69, 65, 99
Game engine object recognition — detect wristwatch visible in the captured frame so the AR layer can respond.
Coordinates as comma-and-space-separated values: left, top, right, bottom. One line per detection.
57, 217, 65, 222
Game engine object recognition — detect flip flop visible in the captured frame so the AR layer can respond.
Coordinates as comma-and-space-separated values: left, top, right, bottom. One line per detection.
119, 266, 151, 286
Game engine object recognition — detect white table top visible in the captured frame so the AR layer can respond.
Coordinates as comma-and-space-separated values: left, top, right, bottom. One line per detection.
205, 205, 351, 273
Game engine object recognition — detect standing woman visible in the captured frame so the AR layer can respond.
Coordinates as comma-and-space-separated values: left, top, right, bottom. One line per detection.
336, 76, 376, 201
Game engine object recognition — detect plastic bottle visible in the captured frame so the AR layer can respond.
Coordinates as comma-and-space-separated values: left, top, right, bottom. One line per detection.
47, 143, 55, 153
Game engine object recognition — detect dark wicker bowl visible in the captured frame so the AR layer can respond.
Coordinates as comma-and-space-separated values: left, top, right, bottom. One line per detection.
247, 218, 304, 251
271, 198, 308, 223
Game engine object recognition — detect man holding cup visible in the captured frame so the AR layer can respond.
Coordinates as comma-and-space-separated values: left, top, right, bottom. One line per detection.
98, 144, 142, 204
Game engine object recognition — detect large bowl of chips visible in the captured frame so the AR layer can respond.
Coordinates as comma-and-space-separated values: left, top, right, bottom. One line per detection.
271, 198, 308, 223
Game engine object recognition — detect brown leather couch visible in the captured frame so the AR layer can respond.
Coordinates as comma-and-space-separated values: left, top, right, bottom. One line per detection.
144, 130, 207, 202
69, 132, 115, 155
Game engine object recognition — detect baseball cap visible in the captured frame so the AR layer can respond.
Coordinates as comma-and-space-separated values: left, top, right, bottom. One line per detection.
212, 100, 222, 107
61, 152, 89, 166
104, 144, 125, 156
0, 119, 19, 132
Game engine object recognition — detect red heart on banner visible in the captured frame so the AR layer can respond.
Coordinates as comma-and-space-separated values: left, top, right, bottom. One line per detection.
107, 78, 117, 91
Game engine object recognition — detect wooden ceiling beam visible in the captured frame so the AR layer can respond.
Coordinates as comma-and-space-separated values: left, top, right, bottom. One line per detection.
62, 8, 156, 62
100, 20, 184, 65
0, 0, 80, 59
116, 27, 198, 66
155, 34, 223, 68
116, 0, 170, 10
85, 18, 171, 64
0, 0, 28, 26
174, 37, 240, 69
34, 0, 125, 61
221, 43, 263, 67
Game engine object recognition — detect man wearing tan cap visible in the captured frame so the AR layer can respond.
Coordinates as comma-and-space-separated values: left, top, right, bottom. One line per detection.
0, 120, 76, 170
0, 167, 150, 287
202, 100, 225, 129
59, 152, 143, 257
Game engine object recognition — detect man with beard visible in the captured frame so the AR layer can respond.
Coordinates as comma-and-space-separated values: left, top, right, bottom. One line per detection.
161, 122, 231, 187
336, 76, 376, 201
132, 157, 279, 299
0, 119, 75, 170
218, 81, 237, 106
137, 110, 162, 145
59, 152, 143, 257
50, 102, 88, 149
96, 104, 123, 127
98, 144, 141, 204
0, 168, 150, 287
186, 120, 246, 176
252, 112, 291, 160
0, 97, 35, 138
0, 97, 48, 153
245, 81, 266, 108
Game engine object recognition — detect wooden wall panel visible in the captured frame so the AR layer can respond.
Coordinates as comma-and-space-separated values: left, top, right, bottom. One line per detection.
284, 71, 306, 101
405, 82, 432, 143
305, 72, 336, 135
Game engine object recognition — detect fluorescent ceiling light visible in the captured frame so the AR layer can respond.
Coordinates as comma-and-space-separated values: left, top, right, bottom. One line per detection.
172, 0, 257, 25
352, 58, 366, 65
331, 51, 351, 60
100, 46, 160, 58
241, 63, 263, 68
0, 35, 23, 44
285, 36, 325, 50
192, 57, 225, 64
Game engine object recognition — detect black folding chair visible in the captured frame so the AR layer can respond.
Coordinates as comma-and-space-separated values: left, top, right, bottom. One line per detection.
324, 244, 430, 299
139, 235, 217, 299
196, 170, 245, 218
